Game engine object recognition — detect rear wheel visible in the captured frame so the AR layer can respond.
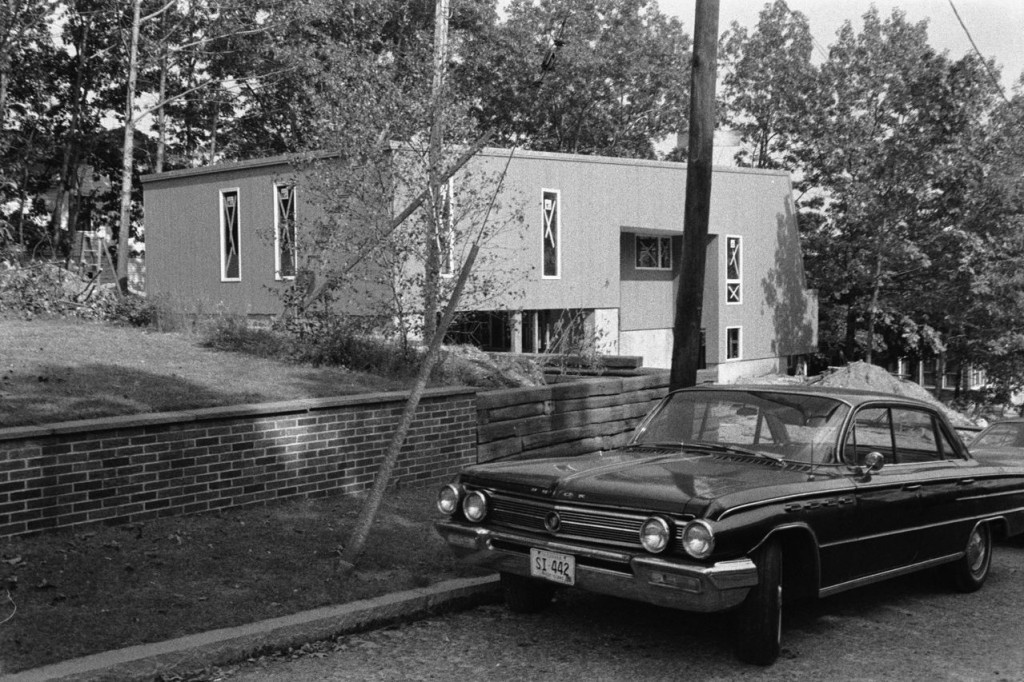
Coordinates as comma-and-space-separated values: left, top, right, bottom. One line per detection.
734, 540, 783, 666
947, 523, 992, 593
500, 572, 556, 613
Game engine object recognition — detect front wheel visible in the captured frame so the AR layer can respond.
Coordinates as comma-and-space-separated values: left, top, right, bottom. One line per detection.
733, 540, 783, 666
946, 523, 992, 593
500, 572, 556, 613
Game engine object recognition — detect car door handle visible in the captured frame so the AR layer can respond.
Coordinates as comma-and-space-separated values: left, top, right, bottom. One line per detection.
903, 484, 922, 491
958, 478, 975, 486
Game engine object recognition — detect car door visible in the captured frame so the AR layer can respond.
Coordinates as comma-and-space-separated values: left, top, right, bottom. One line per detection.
841, 405, 926, 578
889, 406, 978, 562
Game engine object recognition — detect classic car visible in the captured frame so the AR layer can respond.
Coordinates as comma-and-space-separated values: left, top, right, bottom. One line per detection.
435, 385, 1024, 665
968, 417, 1024, 467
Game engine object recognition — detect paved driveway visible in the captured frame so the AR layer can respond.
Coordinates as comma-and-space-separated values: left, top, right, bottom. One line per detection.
222, 541, 1024, 681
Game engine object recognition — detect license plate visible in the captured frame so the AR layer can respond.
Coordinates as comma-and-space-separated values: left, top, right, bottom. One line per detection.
530, 548, 575, 586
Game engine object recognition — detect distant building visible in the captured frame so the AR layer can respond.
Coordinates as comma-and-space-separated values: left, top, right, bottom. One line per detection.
141, 147, 817, 381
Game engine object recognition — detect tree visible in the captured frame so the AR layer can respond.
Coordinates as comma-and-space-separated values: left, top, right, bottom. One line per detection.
718, 0, 815, 169
796, 8, 995, 365
461, 0, 691, 158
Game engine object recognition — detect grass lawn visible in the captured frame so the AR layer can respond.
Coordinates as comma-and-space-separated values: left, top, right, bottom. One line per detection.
0, 319, 480, 673
0, 487, 481, 674
0, 318, 415, 428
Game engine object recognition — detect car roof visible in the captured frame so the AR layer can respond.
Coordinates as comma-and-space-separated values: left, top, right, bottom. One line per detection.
678, 383, 936, 408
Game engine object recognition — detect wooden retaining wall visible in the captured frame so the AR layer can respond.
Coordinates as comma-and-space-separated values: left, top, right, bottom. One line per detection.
0, 388, 477, 539
476, 371, 671, 462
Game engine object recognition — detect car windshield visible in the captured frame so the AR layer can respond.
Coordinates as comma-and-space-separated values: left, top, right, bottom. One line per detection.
631, 389, 850, 465
972, 422, 1024, 449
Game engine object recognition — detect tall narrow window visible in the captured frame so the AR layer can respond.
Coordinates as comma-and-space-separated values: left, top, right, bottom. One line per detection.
220, 189, 241, 281
542, 189, 560, 279
726, 235, 742, 304
726, 326, 742, 360
275, 184, 296, 280
635, 235, 671, 270
436, 178, 454, 277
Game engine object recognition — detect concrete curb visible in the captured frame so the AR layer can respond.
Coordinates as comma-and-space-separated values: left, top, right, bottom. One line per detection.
5, 575, 501, 682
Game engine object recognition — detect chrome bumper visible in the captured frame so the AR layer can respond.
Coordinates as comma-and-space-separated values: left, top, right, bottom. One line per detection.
435, 520, 758, 613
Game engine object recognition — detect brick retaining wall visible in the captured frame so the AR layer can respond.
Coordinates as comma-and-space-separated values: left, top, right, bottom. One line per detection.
476, 371, 671, 462
0, 388, 477, 539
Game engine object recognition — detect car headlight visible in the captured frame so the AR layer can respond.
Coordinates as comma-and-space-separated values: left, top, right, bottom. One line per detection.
681, 520, 715, 559
462, 490, 488, 522
436, 483, 462, 515
640, 516, 672, 553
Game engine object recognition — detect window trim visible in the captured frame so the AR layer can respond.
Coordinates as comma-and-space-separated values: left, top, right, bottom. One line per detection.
726, 235, 742, 305
274, 183, 297, 281
541, 188, 561, 280
220, 188, 241, 282
635, 234, 672, 271
726, 326, 742, 361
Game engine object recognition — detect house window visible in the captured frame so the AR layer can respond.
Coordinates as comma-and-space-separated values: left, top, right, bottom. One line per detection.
726, 235, 742, 304
726, 326, 741, 360
635, 235, 671, 270
542, 189, 560, 279
220, 189, 241, 281
275, 184, 296, 280
436, 178, 454, 277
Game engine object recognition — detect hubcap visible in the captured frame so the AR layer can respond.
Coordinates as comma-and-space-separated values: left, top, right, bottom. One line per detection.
966, 527, 988, 576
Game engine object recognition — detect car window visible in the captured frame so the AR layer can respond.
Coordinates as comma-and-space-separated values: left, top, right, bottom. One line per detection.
844, 407, 893, 465
974, 423, 1024, 448
891, 408, 942, 463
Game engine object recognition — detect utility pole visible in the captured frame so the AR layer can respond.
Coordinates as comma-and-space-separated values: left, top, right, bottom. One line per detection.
669, 0, 719, 390
423, 0, 450, 341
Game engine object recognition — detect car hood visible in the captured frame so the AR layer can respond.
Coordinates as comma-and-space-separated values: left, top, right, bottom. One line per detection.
461, 447, 822, 516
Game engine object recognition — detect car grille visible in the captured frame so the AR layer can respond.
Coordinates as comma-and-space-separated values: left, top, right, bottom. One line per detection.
484, 490, 689, 550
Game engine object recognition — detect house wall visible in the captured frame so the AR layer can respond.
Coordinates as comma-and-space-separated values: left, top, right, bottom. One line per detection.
144, 157, 301, 316
143, 148, 818, 373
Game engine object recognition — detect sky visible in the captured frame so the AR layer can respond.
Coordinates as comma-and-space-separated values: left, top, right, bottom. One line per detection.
660, 0, 1024, 92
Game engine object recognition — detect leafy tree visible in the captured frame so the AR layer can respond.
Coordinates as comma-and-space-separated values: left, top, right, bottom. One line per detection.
718, 0, 815, 169
460, 0, 691, 158
796, 8, 996, 365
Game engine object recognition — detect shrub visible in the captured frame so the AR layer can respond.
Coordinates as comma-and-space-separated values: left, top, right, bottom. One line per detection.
202, 316, 292, 358
293, 324, 422, 376
103, 293, 160, 327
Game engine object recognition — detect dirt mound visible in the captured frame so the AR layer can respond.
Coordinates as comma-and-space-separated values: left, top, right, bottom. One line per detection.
811, 361, 974, 427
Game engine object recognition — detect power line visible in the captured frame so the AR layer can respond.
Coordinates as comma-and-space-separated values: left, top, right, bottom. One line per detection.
947, 0, 1010, 104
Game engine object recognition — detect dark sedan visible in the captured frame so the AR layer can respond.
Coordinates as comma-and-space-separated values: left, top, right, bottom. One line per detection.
969, 418, 1024, 467
435, 385, 1024, 665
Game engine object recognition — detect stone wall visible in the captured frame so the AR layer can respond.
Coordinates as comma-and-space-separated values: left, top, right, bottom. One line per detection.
0, 388, 477, 538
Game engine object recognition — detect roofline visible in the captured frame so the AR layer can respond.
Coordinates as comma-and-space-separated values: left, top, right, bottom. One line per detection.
141, 143, 791, 186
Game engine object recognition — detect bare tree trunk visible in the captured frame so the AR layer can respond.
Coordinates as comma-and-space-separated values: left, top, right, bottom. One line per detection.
155, 48, 168, 173
423, 0, 450, 342
115, 0, 142, 294
338, 242, 480, 573
865, 234, 885, 365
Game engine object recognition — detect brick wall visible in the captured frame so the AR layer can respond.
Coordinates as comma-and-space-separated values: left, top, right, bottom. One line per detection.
477, 371, 671, 462
0, 388, 477, 539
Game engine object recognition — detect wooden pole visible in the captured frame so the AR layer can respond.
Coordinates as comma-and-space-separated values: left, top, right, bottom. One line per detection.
670, 0, 719, 390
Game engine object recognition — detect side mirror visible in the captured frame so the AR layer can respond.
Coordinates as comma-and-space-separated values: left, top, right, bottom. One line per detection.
864, 451, 885, 472
858, 451, 885, 480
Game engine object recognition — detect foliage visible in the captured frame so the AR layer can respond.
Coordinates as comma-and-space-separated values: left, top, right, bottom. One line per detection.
461, 0, 691, 158
0, 262, 111, 319
101, 291, 160, 327
719, 0, 815, 169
